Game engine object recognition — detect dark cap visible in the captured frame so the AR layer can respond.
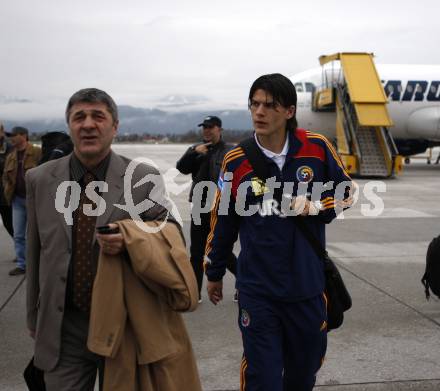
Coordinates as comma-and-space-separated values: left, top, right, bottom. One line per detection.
197, 116, 222, 128
6, 126, 29, 137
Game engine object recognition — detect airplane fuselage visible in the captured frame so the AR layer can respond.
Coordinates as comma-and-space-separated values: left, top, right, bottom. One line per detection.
291, 65, 440, 145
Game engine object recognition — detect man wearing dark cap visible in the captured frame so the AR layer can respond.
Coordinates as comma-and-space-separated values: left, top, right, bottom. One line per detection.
176, 116, 237, 302
3, 126, 41, 275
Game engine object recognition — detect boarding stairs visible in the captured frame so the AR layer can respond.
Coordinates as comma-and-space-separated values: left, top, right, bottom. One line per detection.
355, 127, 389, 176
335, 82, 392, 176
314, 52, 402, 177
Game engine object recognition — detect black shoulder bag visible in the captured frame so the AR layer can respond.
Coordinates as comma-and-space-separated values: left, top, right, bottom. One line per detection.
238, 137, 352, 331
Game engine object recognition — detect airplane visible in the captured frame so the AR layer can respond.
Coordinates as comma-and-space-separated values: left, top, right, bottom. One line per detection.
290, 64, 440, 158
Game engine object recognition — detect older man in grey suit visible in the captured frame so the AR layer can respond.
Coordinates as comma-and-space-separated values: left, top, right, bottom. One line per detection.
26, 88, 175, 390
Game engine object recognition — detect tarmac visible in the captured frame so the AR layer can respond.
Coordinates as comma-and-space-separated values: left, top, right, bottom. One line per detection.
1, 144, 440, 391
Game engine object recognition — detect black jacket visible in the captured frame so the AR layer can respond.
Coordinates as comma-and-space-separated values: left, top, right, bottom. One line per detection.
176, 139, 234, 205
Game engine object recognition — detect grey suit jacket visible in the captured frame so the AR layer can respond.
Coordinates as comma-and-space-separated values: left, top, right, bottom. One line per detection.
26, 151, 173, 371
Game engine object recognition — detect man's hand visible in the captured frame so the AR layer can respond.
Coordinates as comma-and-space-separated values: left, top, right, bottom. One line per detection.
194, 142, 212, 155
336, 181, 358, 210
336, 196, 354, 209
207, 280, 223, 305
290, 196, 311, 216
300, 199, 311, 216
96, 223, 125, 255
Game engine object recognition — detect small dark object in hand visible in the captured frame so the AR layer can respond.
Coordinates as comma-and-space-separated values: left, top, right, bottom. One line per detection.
96, 225, 119, 235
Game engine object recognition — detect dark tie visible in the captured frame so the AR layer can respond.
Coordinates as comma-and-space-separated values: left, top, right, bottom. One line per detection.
72, 172, 97, 312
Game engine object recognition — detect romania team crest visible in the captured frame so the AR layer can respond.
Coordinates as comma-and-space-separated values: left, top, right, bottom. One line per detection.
241, 309, 250, 327
296, 166, 314, 183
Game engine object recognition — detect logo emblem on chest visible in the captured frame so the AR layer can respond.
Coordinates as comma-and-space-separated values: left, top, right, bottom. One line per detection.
296, 166, 314, 183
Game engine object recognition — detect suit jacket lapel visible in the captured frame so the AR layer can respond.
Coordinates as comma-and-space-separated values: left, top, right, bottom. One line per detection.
50, 152, 126, 245
94, 151, 126, 240
50, 156, 73, 244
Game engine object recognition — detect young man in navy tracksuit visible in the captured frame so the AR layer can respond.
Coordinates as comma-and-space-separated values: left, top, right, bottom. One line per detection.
205, 73, 353, 391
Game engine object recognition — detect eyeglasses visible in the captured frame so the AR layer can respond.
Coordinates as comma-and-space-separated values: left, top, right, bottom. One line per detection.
248, 99, 280, 111
202, 125, 214, 129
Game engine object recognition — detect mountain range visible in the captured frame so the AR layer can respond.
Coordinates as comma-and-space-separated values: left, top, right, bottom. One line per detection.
1, 105, 253, 135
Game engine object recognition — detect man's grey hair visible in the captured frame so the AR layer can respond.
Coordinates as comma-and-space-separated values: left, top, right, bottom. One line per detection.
65, 88, 118, 123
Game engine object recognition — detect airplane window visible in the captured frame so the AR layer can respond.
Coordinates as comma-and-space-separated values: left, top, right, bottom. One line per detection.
406, 85, 413, 93
295, 83, 304, 92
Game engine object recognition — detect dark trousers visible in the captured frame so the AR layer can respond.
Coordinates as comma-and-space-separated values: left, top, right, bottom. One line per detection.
0, 204, 13, 238
190, 212, 237, 297
44, 309, 104, 391
238, 292, 327, 391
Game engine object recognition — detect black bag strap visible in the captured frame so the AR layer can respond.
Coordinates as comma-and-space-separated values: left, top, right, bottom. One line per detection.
293, 216, 330, 261
421, 272, 430, 299
239, 137, 270, 181
239, 136, 329, 263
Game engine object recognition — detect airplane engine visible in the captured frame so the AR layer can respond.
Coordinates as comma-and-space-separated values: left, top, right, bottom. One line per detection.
407, 106, 440, 140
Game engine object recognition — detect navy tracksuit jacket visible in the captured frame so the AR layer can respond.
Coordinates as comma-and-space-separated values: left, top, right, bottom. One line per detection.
204, 128, 352, 391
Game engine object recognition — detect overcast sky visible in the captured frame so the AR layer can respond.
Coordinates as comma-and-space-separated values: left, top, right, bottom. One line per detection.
1, 0, 439, 119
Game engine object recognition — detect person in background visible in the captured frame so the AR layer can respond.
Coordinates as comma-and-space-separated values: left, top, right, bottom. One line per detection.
3, 126, 41, 275
39, 131, 74, 164
0, 122, 14, 242
176, 116, 237, 303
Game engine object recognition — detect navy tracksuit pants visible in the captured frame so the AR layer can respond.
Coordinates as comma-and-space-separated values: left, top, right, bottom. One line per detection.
238, 292, 327, 391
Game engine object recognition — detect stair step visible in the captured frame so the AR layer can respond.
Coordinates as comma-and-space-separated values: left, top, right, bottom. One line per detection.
355, 127, 389, 176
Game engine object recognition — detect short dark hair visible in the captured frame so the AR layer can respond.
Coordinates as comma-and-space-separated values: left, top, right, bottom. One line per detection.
248, 73, 297, 131
65, 88, 118, 123
10, 126, 29, 141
